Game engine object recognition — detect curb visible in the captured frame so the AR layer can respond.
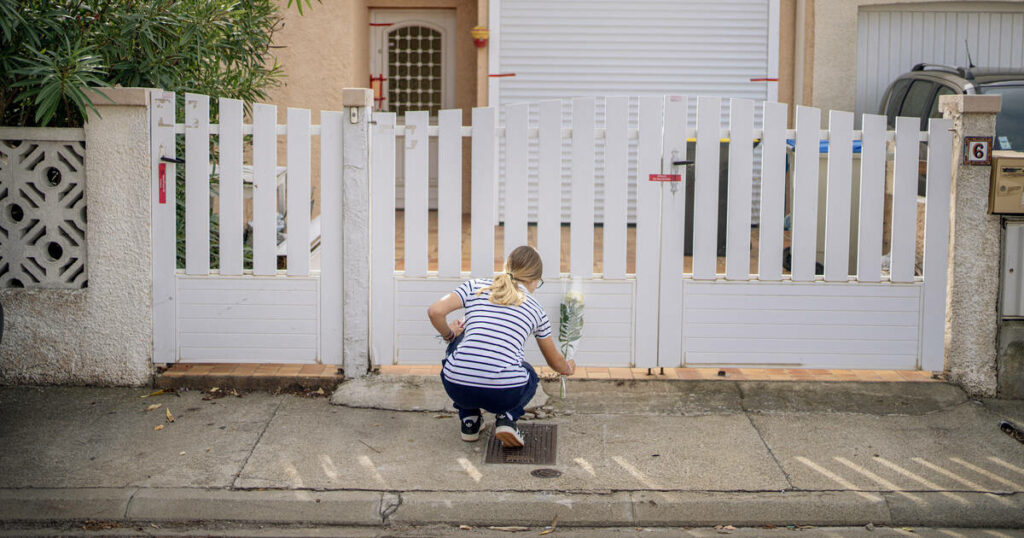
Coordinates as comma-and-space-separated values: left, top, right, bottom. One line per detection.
391, 491, 634, 526
631, 491, 890, 526
0, 488, 1021, 528
0, 489, 135, 522
126, 488, 382, 525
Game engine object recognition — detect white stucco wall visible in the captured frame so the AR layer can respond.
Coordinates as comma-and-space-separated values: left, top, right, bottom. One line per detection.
0, 89, 155, 385
809, 0, 1024, 117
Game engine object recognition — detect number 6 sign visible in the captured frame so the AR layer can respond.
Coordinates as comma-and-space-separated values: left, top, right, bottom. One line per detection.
963, 136, 993, 166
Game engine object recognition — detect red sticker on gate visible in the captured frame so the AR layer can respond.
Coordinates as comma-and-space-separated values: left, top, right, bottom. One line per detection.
649, 173, 681, 182
158, 163, 167, 204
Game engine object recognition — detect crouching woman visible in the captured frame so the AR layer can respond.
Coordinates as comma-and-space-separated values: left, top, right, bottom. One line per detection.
427, 245, 576, 447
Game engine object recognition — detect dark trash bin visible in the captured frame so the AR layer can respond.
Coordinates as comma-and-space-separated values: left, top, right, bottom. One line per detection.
683, 140, 757, 257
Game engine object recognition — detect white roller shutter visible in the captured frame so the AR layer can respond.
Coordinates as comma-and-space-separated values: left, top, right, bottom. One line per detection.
493, 0, 776, 224
856, 4, 1024, 118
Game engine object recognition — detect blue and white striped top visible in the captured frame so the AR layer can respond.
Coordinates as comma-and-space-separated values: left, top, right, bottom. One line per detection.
441, 278, 552, 388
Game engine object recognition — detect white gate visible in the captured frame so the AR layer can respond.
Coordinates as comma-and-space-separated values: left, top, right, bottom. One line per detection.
150, 92, 343, 365
371, 96, 953, 371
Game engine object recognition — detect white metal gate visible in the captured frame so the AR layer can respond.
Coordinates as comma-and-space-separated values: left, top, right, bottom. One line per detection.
146, 89, 954, 370
371, 96, 953, 371
150, 92, 343, 365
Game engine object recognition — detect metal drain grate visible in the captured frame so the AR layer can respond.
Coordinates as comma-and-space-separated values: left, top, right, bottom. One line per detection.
483, 424, 558, 465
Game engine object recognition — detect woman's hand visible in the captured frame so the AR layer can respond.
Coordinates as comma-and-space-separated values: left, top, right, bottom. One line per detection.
447, 319, 465, 340
536, 337, 576, 376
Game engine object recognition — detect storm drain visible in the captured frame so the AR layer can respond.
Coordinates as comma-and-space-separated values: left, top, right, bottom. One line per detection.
484, 424, 557, 465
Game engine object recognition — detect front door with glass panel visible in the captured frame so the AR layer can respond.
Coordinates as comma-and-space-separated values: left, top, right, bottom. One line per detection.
370, 9, 455, 210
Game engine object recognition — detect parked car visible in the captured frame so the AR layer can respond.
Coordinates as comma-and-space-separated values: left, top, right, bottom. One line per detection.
879, 64, 1024, 194
880, 64, 1023, 146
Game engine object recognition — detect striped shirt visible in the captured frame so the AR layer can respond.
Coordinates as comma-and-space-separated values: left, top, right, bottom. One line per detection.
441, 278, 552, 388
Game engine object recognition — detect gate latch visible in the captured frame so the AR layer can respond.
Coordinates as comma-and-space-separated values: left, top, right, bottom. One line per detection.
668, 151, 693, 194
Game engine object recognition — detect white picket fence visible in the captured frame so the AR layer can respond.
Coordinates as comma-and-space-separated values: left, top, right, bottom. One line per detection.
149, 90, 952, 371
150, 92, 344, 365
372, 96, 953, 371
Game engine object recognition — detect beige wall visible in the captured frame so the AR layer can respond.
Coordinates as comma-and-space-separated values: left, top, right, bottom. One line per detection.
270, 0, 370, 113
777, 0, 797, 120
268, 0, 479, 215
800, 0, 1024, 120
268, 0, 368, 219
477, 0, 489, 106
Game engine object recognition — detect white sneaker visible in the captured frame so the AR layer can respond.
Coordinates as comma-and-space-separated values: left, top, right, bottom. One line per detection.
494, 413, 524, 448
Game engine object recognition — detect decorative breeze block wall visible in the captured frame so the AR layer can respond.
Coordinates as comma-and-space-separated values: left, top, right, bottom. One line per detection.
0, 132, 88, 289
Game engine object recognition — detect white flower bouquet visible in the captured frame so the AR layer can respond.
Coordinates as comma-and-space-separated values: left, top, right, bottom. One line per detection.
558, 276, 584, 398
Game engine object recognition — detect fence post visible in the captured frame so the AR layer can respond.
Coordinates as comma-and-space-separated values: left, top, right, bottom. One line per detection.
86, 88, 158, 382
939, 94, 1002, 397
342, 88, 373, 377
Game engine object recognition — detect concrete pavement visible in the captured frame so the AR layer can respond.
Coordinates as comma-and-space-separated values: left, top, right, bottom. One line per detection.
1, 379, 1022, 530
1, 524, 1022, 536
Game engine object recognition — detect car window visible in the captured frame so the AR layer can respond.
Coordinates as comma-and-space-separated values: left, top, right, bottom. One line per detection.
899, 80, 935, 126
981, 84, 1024, 151
885, 79, 911, 128
929, 85, 957, 118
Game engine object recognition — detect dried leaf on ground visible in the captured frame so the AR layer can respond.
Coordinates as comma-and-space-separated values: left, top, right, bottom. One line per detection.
140, 389, 166, 399
459, 525, 472, 530
144, 404, 162, 412
489, 527, 529, 532
154, 425, 164, 431
539, 514, 558, 535
165, 408, 175, 423
178, 451, 186, 456
315, 387, 325, 395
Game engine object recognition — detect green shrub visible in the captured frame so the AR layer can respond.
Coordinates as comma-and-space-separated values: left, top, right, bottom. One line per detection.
1, 0, 315, 269
1, 0, 315, 127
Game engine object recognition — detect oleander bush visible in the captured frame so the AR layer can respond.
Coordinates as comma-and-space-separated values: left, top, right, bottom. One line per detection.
0, 0, 314, 127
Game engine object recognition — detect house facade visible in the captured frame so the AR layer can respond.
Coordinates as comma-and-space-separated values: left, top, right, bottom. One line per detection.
267, 0, 1023, 218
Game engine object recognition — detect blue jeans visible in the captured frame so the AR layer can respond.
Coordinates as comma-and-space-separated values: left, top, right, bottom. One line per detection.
441, 334, 539, 421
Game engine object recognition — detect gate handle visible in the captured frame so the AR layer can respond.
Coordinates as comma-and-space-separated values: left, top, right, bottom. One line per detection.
160, 156, 185, 164
672, 160, 694, 166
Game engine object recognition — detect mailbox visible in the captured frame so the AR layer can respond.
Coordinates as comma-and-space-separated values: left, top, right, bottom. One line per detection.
990, 151, 1024, 214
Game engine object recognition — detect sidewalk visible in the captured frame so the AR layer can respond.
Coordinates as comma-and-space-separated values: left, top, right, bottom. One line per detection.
1, 378, 1022, 531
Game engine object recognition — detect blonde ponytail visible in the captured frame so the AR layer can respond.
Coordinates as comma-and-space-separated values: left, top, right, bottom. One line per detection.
477, 245, 544, 306
479, 272, 523, 306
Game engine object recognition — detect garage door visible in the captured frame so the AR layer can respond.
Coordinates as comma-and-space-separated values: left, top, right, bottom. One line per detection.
856, 4, 1024, 118
492, 0, 780, 224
